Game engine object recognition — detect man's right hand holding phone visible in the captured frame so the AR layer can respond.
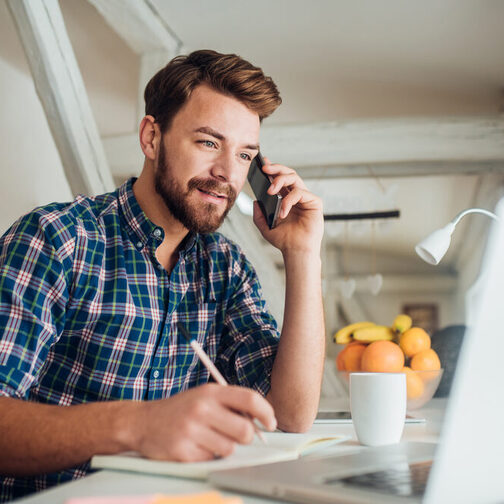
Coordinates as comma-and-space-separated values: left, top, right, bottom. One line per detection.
252, 156, 324, 256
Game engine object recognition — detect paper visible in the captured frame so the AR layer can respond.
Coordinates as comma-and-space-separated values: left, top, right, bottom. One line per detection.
91, 433, 349, 480
65, 492, 242, 504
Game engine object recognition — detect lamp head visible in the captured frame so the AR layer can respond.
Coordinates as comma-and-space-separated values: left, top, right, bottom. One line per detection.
415, 207, 498, 266
415, 222, 456, 265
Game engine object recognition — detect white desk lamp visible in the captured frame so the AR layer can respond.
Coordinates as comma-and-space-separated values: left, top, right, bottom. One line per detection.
415, 207, 499, 326
415, 208, 499, 265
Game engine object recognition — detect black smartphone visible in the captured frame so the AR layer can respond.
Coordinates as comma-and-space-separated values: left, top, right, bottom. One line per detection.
247, 152, 282, 229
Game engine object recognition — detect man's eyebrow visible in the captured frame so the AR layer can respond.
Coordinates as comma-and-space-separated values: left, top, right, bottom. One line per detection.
194, 127, 259, 151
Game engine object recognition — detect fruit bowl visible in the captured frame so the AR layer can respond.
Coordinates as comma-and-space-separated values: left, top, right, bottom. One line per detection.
336, 369, 444, 410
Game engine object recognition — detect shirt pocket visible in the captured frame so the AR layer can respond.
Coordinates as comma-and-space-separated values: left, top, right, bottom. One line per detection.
173, 302, 218, 388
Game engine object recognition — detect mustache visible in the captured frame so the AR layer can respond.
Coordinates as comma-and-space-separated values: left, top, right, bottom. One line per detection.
188, 177, 236, 200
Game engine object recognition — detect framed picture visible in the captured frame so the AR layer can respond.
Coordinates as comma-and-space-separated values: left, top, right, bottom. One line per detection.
402, 303, 439, 335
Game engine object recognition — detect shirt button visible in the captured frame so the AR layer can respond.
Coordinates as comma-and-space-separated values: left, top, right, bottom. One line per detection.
153, 228, 162, 238
136, 241, 143, 249
153, 370, 160, 379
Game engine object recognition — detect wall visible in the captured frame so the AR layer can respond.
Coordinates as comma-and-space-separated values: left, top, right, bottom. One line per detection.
0, 0, 72, 235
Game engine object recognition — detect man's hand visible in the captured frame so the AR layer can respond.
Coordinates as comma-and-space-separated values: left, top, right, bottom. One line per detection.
252, 157, 324, 255
131, 384, 277, 462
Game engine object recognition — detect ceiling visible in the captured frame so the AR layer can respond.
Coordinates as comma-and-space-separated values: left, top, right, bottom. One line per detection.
152, 0, 504, 124
4, 0, 504, 272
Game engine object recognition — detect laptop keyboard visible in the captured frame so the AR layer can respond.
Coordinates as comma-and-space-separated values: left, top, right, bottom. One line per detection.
326, 460, 432, 497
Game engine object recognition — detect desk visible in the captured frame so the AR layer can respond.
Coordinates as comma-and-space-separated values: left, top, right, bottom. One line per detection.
15, 398, 447, 504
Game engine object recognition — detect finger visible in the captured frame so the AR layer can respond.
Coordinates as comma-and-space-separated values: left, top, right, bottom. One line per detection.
261, 158, 295, 176
161, 437, 216, 463
175, 444, 215, 463
214, 385, 277, 432
278, 187, 312, 218
196, 425, 237, 458
206, 404, 256, 445
262, 156, 291, 174
282, 188, 323, 216
267, 172, 307, 195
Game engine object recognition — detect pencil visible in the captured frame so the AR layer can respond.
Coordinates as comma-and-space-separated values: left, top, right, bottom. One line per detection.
177, 323, 267, 444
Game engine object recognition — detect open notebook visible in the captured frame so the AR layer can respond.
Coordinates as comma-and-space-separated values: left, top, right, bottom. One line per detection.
91, 432, 350, 480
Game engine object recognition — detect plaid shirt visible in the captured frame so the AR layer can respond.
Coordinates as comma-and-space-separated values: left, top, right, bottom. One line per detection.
0, 178, 279, 501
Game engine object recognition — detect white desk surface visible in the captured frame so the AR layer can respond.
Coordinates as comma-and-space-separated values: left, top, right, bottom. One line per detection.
14, 397, 447, 504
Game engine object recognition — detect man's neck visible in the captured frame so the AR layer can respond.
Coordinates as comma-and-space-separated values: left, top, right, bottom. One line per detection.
133, 168, 190, 273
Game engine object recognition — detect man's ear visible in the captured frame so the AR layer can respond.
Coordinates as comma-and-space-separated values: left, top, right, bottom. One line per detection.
139, 115, 160, 161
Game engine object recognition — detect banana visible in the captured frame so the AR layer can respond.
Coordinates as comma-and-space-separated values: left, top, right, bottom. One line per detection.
334, 321, 376, 344
392, 314, 413, 334
352, 325, 395, 343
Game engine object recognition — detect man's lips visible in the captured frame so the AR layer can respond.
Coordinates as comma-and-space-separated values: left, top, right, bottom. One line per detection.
197, 188, 228, 200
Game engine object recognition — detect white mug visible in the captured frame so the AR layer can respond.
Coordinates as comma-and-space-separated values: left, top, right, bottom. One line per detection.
350, 372, 406, 447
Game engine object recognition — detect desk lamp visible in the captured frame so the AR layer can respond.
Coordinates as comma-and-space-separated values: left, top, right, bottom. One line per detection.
415, 207, 499, 326
415, 208, 499, 265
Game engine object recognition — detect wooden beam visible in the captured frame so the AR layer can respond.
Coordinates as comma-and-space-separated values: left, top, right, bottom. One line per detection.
87, 0, 181, 54
104, 116, 504, 179
296, 160, 504, 180
7, 0, 115, 196
260, 116, 504, 169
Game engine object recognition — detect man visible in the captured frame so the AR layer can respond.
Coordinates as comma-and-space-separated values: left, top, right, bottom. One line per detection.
0, 50, 325, 500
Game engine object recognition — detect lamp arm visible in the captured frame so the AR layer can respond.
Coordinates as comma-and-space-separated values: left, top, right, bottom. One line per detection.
451, 208, 499, 228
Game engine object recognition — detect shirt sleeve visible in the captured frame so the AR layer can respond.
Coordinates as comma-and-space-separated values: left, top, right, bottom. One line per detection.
215, 248, 280, 397
0, 211, 72, 399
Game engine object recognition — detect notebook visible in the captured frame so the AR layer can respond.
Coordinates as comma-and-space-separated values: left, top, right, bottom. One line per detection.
209, 196, 504, 503
91, 432, 350, 480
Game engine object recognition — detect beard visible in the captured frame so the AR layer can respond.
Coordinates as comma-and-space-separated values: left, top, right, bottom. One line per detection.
154, 142, 237, 234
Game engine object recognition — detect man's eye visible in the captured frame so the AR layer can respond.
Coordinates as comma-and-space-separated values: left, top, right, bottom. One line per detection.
240, 153, 251, 161
199, 140, 216, 148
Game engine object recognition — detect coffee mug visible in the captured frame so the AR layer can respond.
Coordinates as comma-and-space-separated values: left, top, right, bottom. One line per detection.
350, 372, 406, 446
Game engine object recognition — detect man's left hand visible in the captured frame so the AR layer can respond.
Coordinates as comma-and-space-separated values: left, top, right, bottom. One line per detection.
252, 157, 324, 255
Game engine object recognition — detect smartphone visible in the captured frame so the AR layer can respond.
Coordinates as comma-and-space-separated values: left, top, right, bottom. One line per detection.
247, 152, 282, 229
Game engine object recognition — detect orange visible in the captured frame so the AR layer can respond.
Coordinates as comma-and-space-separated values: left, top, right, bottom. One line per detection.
342, 344, 366, 372
336, 350, 345, 371
399, 327, 431, 357
336, 341, 366, 371
361, 341, 405, 373
402, 366, 425, 399
410, 348, 441, 371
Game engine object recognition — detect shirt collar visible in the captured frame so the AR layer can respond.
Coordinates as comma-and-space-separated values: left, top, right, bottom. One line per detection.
117, 177, 199, 255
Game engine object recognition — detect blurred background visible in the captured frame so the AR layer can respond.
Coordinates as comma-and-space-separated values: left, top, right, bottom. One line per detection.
1, 0, 503, 359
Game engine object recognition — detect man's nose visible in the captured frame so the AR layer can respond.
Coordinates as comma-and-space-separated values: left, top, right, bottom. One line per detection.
210, 149, 235, 182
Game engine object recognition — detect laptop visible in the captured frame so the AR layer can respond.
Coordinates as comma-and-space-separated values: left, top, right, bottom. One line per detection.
210, 197, 504, 503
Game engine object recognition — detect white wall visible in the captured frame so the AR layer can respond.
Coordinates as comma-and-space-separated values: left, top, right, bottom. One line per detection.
0, 0, 73, 235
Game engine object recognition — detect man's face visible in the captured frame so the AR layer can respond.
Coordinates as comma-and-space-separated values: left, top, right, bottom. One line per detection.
154, 84, 261, 234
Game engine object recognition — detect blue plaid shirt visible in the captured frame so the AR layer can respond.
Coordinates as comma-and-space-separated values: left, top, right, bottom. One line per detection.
0, 178, 279, 501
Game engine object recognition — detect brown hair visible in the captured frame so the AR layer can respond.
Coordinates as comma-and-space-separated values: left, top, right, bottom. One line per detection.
144, 49, 281, 132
